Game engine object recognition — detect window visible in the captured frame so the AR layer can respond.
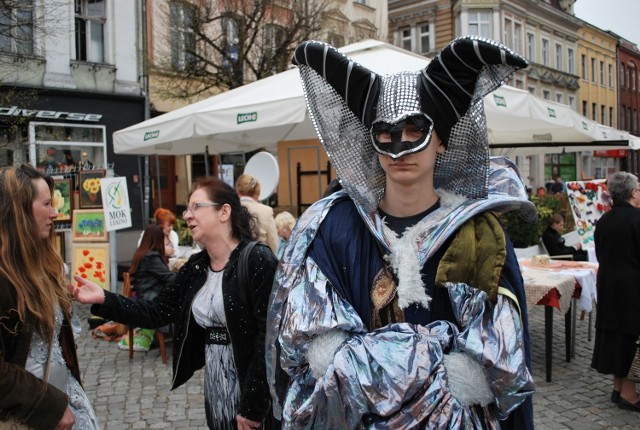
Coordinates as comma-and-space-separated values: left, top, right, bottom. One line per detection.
556, 93, 564, 104
401, 27, 411, 51
591, 58, 596, 83
327, 33, 344, 48
569, 95, 576, 110
582, 100, 587, 116
419, 23, 430, 54
514, 22, 522, 52
468, 11, 490, 38
621, 106, 626, 129
592, 102, 597, 121
527, 33, 535, 61
555, 43, 562, 70
601, 105, 606, 125
264, 24, 285, 67
74, 0, 105, 63
543, 89, 550, 100
0, 4, 33, 55
567, 48, 574, 74
220, 15, 239, 68
541, 38, 549, 66
620, 63, 626, 87
631, 66, 637, 91
609, 64, 614, 88
528, 86, 536, 95
170, 3, 197, 71
504, 18, 512, 47
610, 107, 614, 127
600, 61, 605, 86
581, 54, 587, 79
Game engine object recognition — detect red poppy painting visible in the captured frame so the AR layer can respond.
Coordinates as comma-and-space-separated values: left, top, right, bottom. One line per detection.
71, 243, 110, 290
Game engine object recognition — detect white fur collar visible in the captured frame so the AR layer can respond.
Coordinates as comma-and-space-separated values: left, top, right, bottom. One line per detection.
380, 190, 466, 310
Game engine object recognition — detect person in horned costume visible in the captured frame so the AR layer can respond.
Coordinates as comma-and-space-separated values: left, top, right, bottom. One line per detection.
266, 36, 536, 429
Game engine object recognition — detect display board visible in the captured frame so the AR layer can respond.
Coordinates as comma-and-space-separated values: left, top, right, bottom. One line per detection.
565, 179, 610, 246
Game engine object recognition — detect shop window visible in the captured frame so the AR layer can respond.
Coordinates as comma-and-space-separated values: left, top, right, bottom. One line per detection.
74, 0, 105, 63
0, 3, 33, 55
545, 153, 576, 182
170, 2, 197, 71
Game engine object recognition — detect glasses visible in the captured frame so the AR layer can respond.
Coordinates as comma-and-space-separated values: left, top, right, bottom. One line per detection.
182, 202, 219, 218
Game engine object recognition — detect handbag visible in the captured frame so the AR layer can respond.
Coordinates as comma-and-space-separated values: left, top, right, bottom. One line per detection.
627, 337, 640, 383
0, 335, 53, 430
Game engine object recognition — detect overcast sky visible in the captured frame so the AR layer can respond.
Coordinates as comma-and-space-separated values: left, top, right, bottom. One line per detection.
573, 0, 640, 45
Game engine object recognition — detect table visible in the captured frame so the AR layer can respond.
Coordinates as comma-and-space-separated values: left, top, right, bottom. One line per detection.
521, 267, 576, 382
520, 259, 599, 382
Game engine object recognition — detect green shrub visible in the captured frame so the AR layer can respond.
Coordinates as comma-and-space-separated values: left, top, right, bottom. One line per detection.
175, 217, 193, 246
502, 194, 574, 248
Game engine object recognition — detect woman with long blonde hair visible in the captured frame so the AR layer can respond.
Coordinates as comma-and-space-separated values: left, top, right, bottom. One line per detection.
0, 163, 99, 429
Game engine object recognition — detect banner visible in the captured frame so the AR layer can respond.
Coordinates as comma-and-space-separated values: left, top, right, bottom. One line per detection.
100, 177, 132, 231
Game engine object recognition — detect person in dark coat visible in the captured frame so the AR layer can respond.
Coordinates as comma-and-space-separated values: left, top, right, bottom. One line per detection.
118, 224, 176, 352
73, 176, 278, 430
541, 213, 588, 260
591, 171, 640, 411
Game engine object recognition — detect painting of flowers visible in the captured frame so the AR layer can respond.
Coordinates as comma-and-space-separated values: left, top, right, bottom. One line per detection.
72, 209, 108, 242
71, 243, 110, 290
79, 169, 106, 208
53, 179, 72, 222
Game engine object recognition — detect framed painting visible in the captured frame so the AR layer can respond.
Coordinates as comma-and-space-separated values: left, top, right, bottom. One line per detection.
53, 179, 72, 222
78, 169, 106, 208
71, 243, 110, 290
72, 209, 108, 242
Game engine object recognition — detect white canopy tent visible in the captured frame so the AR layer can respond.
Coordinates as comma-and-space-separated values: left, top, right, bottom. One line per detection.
114, 39, 640, 156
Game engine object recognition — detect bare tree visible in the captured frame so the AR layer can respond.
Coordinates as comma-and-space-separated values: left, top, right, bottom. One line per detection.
153, 0, 329, 100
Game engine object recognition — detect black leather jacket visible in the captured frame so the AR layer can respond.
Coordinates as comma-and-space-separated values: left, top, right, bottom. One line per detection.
132, 251, 176, 301
91, 240, 277, 423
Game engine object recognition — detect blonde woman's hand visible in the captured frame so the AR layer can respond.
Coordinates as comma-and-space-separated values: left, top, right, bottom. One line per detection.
236, 414, 261, 430
72, 275, 106, 305
55, 407, 75, 430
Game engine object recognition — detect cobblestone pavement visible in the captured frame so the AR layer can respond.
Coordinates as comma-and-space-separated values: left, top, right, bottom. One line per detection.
74, 299, 640, 429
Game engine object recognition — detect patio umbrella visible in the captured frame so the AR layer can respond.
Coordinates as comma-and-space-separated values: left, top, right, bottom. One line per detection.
113, 39, 638, 156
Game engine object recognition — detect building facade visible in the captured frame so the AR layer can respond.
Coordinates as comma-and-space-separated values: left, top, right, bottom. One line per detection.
618, 38, 640, 174
0, 0, 147, 227
388, 0, 640, 188
143, 0, 389, 214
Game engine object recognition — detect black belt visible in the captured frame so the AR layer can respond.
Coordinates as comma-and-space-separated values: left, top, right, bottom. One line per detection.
205, 326, 230, 345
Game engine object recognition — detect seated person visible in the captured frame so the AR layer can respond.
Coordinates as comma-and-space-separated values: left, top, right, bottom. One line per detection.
120, 224, 177, 352
542, 214, 588, 261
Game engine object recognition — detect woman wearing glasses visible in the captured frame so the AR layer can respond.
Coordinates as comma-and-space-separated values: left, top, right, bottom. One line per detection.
118, 224, 176, 352
73, 176, 278, 430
